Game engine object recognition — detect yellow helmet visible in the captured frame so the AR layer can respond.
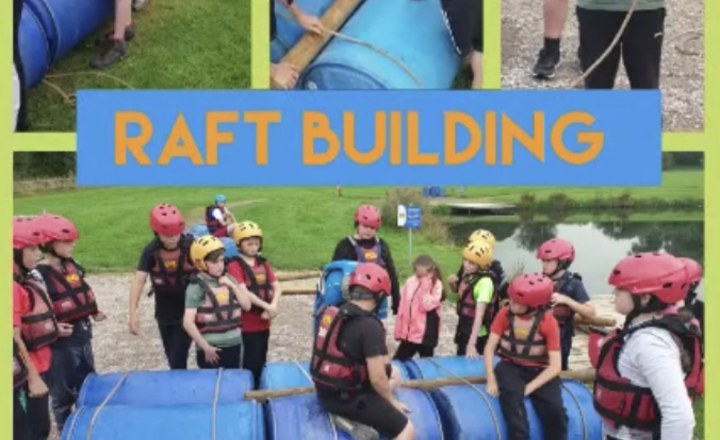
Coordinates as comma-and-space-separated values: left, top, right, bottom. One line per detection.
462, 240, 494, 269
232, 221, 263, 243
190, 235, 225, 272
468, 229, 496, 249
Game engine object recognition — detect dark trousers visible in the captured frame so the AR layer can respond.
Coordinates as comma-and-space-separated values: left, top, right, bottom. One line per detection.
48, 338, 95, 432
242, 330, 270, 387
561, 338, 572, 371
158, 323, 192, 370
577, 7, 665, 89
196, 344, 242, 369
393, 341, 435, 360
456, 335, 488, 356
26, 372, 51, 440
14, 388, 29, 440
496, 362, 568, 440
13, 0, 29, 131
691, 300, 704, 344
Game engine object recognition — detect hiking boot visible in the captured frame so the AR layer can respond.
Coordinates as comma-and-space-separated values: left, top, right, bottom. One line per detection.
330, 414, 380, 440
90, 38, 129, 70
532, 47, 560, 80
98, 25, 135, 45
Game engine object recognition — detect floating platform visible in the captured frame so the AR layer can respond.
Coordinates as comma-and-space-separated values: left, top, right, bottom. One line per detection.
440, 202, 517, 216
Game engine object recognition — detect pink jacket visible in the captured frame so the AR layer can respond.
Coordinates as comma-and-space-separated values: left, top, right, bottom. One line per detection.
394, 275, 443, 344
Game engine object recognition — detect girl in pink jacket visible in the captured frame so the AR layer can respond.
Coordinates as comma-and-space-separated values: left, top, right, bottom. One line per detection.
393, 256, 445, 360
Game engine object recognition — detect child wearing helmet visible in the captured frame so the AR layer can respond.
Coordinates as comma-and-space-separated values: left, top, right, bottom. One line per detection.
225, 221, 283, 386
205, 195, 236, 238
590, 253, 701, 440
536, 238, 595, 370
331, 204, 400, 317
128, 204, 196, 370
484, 273, 568, 440
32, 214, 107, 433
449, 229, 507, 300
451, 240, 500, 358
312, 263, 416, 440
183, 236, 275, 369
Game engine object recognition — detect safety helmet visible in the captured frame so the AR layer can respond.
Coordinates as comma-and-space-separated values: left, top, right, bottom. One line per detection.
462, 240, 493, 270
468, 229, 496, 249
536, 238, 575, 263
190, 235, 225, 272
348, 263, 391, 300
354, 205, 381, 229
678, 257, 702, 285
149, 204, 185, 237
507, 273, 554, 308
232, 221, 263, 243
608, 252, 688, 305
215, 195, 227, 204
13, 217, 46, 249
35, 214, 79, 242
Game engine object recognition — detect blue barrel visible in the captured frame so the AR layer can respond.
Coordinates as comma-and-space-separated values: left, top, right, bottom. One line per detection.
25, 0, 115, 63
190, 224, 210, 238
260, 361, 410, 391
431, 380, 603, 440
404, 356, 500, 381
77, 369, 254, 408
220, 237, 238, 259
271, 0, 338, 64
298, 0, 459, 89
267, 388, 442, 440
18, 6, 51, 89
61, 402, 264, 440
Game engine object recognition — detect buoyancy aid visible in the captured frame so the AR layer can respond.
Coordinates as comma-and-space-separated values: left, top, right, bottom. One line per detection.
228, 256, 274, 313
13, 340, 28, 390
35, 259, 98, 324
205, 205, 226, 233
18, 276, 59, 351
310, 304, 374, 392
149, 235, 195, 295
457, 272, 500, 333
552, 272, 583, 322
348, 236, 384, 266
192, 276, 243, 334
498, 309, 549, 366
590, 313, 704, 432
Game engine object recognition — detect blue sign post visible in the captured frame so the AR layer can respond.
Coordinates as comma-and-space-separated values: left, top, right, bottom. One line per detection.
397, 204, 423, 267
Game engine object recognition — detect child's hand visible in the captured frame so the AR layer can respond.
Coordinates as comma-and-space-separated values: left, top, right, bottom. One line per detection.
58, 323, 73, 337
92, 311, 107, 322
203, 345, 222, 364
466, 344, 480, 359
218, 276, 234, 288
486, 377, 499, 397
551, 293, 569, 305
448, 275, 458, 285
298, 13, 324, 35
28, 375, 49, 398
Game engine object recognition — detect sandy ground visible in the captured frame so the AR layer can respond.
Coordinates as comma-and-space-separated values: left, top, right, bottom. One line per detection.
501, 0, 704, 132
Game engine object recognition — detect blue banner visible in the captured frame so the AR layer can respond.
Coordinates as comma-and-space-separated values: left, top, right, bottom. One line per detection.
76, 90, 662, 187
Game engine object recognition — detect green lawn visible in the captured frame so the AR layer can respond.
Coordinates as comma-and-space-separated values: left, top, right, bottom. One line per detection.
26, 0, 250, 132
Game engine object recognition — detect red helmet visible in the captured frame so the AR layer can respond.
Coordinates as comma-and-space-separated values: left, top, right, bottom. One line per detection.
13, 217, 46, 249
354, 205, 381, 229
348, 263, 391, 299
608, 252, 688, 304
678, 257, 702, 284
150, 204, 185, 236
536, 238, 575, 263
508, 273, 554, 308
35, 214, 79, 242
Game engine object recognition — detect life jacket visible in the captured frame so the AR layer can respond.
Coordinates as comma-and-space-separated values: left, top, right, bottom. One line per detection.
228, 255, 274, 313
205, 205, 223, 233
192, 275, 243, 334
149, 235, 195, 295
551, 272, 583, 323
590, 313, 704, 432
310, 304, 373, 392
347, 236, 384, 266
13, 340, 28, 391
457, 272, 499, 332
18, 276, 60, 351
313, 260, 360, 334
35, 259, 98, 324
498, 309, 549, 366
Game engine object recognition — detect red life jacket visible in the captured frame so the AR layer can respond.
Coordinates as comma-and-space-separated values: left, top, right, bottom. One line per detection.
498, 309, 549, 367
149, 238, 195, 295
35, 260, 98, 324
193, 276, 243, 334
13, 340, 28, 390
310, 304, 373, 392
229, 256, 274, 313
456, 272, 499, 332
348, 236, 385, 267
591, 314, 704, 432
17, 277, 59, 351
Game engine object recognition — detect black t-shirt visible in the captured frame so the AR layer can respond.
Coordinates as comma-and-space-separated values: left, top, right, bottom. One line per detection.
555, 271, 590, 343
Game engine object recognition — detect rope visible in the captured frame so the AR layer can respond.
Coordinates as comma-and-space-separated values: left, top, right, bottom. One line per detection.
427, 358, 503, 440
559, 382, 588, 440
85, 372, 130, 440
41, 71, 135, 107
294, 361, 313, 384
212, 368, 224, 440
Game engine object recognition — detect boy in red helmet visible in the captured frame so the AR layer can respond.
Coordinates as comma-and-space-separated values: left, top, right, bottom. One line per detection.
128, 204, 196, 369
536, 238, 596, 370
33, 214, 107, 433
312, 263, 416, 440
589, 253, 701, 440
331, 205, 401, 318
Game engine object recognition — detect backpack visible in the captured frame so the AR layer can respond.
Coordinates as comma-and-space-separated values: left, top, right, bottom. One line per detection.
313, 260, 359, 334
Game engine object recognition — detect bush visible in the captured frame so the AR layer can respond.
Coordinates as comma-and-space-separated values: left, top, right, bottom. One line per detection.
380, 188, 450, 244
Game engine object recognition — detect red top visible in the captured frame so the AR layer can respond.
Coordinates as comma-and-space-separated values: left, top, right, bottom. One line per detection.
226, 258, 278, 333
490, 307, 560, 368
13, 283, 52, 374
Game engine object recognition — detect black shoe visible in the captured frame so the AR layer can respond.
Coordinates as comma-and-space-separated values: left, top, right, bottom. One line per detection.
532, 47, 560, 79
90, 39, 129, 70
330, 414, 380, 440
98, 26, 135, 45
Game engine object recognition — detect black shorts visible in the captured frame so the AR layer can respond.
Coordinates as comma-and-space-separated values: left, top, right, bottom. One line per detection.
441, 0, 483, 57
317, 390, 408, 438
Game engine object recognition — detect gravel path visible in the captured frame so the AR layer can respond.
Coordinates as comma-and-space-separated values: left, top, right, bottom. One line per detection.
501, 0, 704, 131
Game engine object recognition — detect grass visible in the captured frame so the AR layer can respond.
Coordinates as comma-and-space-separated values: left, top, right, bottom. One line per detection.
695, 397, 704, 439
26, 0, 251, 132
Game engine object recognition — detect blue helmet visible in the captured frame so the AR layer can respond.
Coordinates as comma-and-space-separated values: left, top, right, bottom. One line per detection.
215, 195, 227, 204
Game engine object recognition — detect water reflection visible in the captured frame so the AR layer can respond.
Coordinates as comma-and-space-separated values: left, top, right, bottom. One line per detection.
449, 220, 704, 298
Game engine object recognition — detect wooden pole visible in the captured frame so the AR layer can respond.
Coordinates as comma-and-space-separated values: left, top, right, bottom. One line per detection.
277, 272, 320, 282
575, 314, 617, 328
281, 287, 317, 296
243, 368, 597, 403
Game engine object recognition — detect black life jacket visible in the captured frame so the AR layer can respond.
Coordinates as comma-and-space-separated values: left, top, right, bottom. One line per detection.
497, 309, 549, 366
191, 275, 243, 334
18, 275, 60, 351
35, 259, 98, 324
552, 272, 584, 324
347, 236, 385, 267
456, 272, 500, 334
149, 234, 195, 295
227, 255, 274, 313
205, 206, 221, 233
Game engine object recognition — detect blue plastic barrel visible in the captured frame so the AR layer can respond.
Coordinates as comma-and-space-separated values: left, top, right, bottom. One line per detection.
298, 0, 460, 89
404, 356, 500, 381
76, 369, 254, 408
260, 361, 410, 391
190, 224, 210, 238
431, 380, 603, 440
25, 0, 115, 63
267, 388, 442, 440
18, 6, 51, 89
61, 402, 264, 440
270, 0, 338, 64
220, 237, 239, 259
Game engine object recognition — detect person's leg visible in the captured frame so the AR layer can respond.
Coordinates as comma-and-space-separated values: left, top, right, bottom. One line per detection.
417, 345, 435, 358
475, 335, 489, 355
691, 300, 704, 342
168, 324, 193, 370
620, 8, 665, 90
26, 372, 51, 440
393, 341, 419, 361
13, 0, 29, 131
157, 323, 175, 367
441, 0, 481, 89
529, 377, 568, 440
14, 388, 30, 440
576, 7, 623, 89
196, 349, 213, 369
320, 391, 413, 440
495, 362, 531, 440
48, 343, 77, 433
532, 0, 569, 79
560, 338, 572, 371
91, 0, 132, 69
242, 331, 266, 385
220, 344, 242, 369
